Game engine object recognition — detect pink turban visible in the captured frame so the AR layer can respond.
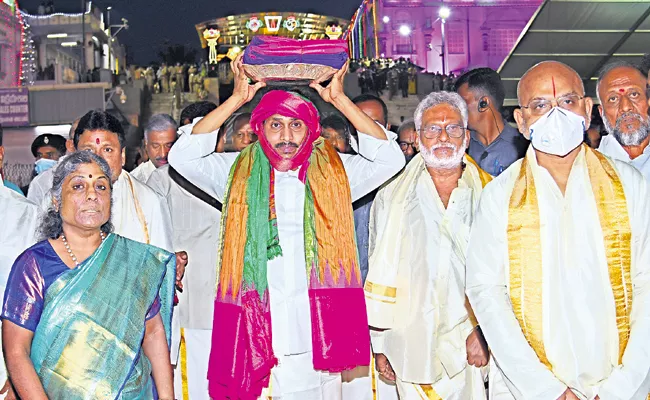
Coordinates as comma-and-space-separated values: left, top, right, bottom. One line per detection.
250, 90, 321, 181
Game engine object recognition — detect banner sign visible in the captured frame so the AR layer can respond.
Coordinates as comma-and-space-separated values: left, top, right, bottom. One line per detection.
0, 88, 29, 127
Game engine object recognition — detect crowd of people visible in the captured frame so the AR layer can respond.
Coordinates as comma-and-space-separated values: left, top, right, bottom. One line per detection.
127, 63, 210, 99
1, 52, 650, 400
351, 57, 419, 99
350, 57, 462, 100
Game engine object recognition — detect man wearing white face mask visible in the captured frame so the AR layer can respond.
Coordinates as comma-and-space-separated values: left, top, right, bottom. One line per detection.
466, 61, 650, 400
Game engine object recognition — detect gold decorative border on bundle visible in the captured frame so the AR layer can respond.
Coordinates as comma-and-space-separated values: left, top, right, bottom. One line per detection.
243, 63, 338, 82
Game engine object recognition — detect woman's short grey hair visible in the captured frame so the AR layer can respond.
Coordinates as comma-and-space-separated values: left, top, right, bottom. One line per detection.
144, 113, 178, 141
414, 91, 469, 132
39, 151, 114, 240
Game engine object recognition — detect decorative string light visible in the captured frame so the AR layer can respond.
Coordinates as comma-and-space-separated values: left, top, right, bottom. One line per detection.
17, 8, 36, 86
1, 0, 20, 85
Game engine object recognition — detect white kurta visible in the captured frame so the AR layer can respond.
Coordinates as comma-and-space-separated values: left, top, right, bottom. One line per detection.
366, 155, 485, 399
131, 160, 157, 183
147, 164, 219, 399
147, 164, 220, 329
466, 146, 650, 400
107, 170, 174, 252
598, 134, 650, 182
168, 120, 404, 397
0, 181, 39, 386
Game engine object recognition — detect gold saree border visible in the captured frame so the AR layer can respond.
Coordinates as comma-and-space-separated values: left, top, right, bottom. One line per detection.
415, 383, 443, 400
364, 281, 397, 298
507, 155, 549, 368
586, 149, 632, 364
465, 154, 493, 188
180, 328, 189, 400
507, 145, 632, 372
125, 173, 150, 244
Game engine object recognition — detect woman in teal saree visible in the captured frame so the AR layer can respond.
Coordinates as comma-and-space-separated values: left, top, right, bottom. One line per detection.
1, 151, 176, 400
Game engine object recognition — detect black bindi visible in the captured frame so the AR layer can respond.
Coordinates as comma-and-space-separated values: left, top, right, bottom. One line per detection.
88, 174, 93, 178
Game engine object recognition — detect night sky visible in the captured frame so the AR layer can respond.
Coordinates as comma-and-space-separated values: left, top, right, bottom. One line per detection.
18, 0, 362, 65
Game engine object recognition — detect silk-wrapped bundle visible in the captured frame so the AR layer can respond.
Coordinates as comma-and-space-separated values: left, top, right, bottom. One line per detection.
243, 36, 349, 82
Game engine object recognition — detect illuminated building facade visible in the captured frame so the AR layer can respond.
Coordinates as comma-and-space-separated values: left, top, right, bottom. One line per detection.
378, 0, 542, 73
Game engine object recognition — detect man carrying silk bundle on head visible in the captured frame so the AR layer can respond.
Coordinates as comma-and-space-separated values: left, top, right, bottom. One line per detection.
168, 55, 404, 400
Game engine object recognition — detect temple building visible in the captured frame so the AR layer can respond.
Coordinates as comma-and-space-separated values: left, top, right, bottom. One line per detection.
378, 0, 542, 73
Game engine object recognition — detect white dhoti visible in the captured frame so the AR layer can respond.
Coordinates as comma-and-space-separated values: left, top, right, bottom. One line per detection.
0, 181, 38, 397
341, 353, 399, 400
258, 353, 341, 400
395, 365, 485, 400
174, 329, 212, 400
365, 155, 489, 400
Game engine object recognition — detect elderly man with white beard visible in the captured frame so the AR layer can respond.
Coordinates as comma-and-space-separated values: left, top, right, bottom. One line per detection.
596, 61, 650, 180
365, 91, 491, 399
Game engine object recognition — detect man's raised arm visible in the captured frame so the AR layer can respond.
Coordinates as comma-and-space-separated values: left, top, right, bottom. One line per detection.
310, 62, 405, 201
168, 55, 266, 201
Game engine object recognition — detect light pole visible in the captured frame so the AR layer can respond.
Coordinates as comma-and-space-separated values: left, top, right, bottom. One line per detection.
81, 0, 85, 73
106, 7, 128, 76
106, 6, 112, 73
439, 6, 450, 75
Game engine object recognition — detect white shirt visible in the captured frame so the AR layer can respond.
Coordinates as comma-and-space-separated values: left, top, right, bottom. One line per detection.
131, 160, 157, 183
147, 164, 220, 330
598, 134, 650, 182
0, 181, 38, 292
0, 180, 39, 383
168, 122, 404, 356
466, 147, 650, 399
110, 170, 174, 252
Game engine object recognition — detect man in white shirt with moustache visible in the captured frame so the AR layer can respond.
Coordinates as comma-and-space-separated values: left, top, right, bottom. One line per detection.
131, 113, 178, 183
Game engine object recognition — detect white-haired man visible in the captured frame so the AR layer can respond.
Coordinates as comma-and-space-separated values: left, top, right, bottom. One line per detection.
596, 61, 650, 181
365, 91, 490, 399
467, 61, 650, 399
131, 113, 179, 182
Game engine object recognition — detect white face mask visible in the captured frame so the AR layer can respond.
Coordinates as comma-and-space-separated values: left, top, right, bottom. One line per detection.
34, 158, 57, 175
528, 107, 586, 157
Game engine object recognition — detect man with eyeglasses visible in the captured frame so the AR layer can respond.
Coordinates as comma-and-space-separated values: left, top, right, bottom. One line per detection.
365, 91, 491, 399
467, 61, 650, 400
397, 119, 419, 164
596, 61, 650, 181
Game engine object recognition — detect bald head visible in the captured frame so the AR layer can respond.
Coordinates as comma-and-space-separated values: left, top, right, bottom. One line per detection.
514, 61, 592, 140
517, 61, 585, 106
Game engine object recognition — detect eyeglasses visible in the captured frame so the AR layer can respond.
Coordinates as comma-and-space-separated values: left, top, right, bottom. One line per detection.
520, 93, 584, 116
399, 141, 415, 151
418, 124, 466, 139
